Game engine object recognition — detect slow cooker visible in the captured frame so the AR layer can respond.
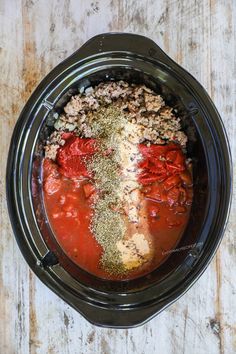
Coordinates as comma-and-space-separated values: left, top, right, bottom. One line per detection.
6, 33, 232, 328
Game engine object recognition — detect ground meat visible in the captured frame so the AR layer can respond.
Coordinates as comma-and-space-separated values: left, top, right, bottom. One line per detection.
94, 80, 133, 101
64, 94, 100, 116
45, 81, 188, 154
44, 131, 65, 160
144, 93, 164, 112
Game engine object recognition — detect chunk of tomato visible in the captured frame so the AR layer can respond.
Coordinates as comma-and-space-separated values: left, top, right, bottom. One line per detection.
83, 183, 96, 198
167, 187, 180, 206
44, 175, 62, 195
163, 175, 182, 191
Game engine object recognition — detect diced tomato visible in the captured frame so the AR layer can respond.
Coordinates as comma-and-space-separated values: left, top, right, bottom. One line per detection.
166, 163, 184, 174
44, 175, 62, 195
63, 203, 76, 212
139, 173, 158, 185
83, 183, 96, 198
138, 142, 193, 209
175, 152, 185, 165
148, 159, 166, 174
66, 193, 78, 200
163, 175, 182, 191
138, 143, 185, 185
139, 143, 177, 158
180, 171, 192, 186
139, 158, 149, 169
166, 151, 185, 173
167, 187, 180, 206
165, 150, 178, 163
145, 182, 167, 203
146, 183, 162, 200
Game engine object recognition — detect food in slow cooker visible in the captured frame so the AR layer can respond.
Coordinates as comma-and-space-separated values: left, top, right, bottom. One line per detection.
43, 81, 193, 280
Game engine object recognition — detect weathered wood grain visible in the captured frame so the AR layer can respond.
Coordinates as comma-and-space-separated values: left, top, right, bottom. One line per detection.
0, 0, 235, 353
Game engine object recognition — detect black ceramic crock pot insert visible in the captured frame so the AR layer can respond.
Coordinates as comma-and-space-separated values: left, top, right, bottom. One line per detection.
6, 33, 232, 328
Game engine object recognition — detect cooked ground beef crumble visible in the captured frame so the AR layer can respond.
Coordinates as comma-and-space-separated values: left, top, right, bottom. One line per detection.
45, 81, 187, 160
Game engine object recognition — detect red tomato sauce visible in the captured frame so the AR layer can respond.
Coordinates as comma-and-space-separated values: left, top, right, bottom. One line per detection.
43, 137, 193, 280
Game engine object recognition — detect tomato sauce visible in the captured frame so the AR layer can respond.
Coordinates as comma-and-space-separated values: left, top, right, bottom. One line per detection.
43, 161, 105, 277
43, 137, 193, 280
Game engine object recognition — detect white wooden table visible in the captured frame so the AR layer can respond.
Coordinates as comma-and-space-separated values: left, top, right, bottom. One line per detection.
0, 1, 235, 353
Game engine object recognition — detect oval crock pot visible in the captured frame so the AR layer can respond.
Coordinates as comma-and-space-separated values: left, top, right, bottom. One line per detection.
6, 33, 232, 328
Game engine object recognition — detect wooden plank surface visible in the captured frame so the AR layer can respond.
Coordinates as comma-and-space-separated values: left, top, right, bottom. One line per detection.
0, 0, 235, 353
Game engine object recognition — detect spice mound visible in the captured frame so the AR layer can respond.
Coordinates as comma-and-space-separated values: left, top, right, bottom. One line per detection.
43, 81, 193, 280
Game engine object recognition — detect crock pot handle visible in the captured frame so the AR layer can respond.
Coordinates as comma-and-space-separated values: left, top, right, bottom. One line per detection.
69, 32, 173, 65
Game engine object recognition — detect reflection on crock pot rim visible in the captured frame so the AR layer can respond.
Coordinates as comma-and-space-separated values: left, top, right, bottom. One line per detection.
162, 241, 203, 255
